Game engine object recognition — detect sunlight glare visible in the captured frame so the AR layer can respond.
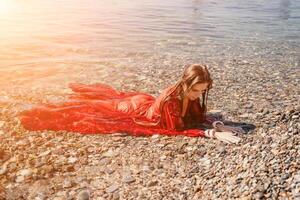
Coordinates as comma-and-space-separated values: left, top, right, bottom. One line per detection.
0, 0, 16, 15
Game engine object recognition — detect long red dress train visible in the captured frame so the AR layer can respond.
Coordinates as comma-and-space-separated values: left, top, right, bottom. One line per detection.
19, 83, 216, 137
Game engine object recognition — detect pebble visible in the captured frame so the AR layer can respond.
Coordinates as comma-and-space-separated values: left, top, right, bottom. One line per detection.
106, 185, 119, 193
239, 113, 252, 118
63, 180, 72, 188
112, 192, 120, 200
147, 180, 158, 187
68, 157, 78, 164
102, 150, 119, 157
0, 121, 4, 128
0, 48, 299, 199
77, 190, 90, 200
18, 169, 33, 176
123, 174, 136, 183
253, 192, 264, 199
39, 150, 51, 157
16, 175, 25, 183
216, 145, 226, 153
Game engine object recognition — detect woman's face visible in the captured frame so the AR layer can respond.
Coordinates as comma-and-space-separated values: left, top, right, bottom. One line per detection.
186, 82, 209, 101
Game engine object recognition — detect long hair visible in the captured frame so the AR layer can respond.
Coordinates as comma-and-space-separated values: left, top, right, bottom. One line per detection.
132, 64, 213, 127
159, 63, 213, 123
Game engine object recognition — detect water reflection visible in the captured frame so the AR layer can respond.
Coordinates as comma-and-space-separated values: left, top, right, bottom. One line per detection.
279, 0, 290, 20
0, 0, 299, 85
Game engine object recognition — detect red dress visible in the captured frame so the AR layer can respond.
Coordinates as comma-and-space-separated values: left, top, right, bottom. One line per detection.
19, 83, 215, 137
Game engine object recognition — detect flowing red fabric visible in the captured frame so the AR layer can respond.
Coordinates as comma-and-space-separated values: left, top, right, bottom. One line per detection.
19, 83, 216, 137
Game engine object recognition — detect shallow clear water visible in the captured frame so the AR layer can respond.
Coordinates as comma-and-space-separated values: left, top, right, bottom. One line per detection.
0, 0, 299, 90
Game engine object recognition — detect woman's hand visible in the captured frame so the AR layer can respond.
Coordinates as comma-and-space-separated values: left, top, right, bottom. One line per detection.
214, 131, 241, 144
204, 129, 241, 144
218, 125, 245, 135
212, 121, 245, 135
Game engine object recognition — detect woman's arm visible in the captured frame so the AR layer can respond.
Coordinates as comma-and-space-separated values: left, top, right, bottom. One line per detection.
184, 99, 216, 129
158, 99, 206, 137
185, 99, 243, 143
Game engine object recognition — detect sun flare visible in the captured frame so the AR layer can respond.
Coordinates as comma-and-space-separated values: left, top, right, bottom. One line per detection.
0, 0, 15, 15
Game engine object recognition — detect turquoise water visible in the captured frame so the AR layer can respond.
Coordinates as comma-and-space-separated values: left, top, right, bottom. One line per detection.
0, 0, 299, 88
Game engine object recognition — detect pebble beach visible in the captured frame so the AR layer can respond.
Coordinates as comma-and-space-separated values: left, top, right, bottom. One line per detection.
0, 0, 299, 199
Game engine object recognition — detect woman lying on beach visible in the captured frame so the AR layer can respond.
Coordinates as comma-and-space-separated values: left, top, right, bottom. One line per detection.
19, 64, 245, 144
